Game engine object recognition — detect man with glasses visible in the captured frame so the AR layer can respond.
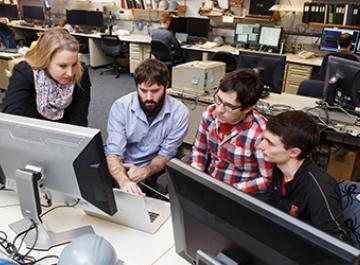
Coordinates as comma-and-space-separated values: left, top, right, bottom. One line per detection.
190, 69, 272, 194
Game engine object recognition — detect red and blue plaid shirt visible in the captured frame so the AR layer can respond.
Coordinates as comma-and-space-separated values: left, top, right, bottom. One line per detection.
190, 105, 272, 194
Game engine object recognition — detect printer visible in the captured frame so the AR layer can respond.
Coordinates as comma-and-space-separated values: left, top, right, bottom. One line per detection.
171, 61, 226, 96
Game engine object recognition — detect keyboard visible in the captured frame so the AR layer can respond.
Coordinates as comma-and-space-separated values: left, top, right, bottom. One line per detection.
304, 107, 358, 126
0, 48, 18, 54
148, 211, 159, 223
245, 14, 272, 19
19, 21, 34, 27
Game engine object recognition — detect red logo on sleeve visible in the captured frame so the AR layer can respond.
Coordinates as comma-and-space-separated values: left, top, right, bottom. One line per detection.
289, 204, 299, 217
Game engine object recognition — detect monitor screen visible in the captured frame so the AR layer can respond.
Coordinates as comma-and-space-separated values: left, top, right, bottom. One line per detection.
169, 17, 187, 33
167, 159, 360, 265
320, 27, 360, 53
66, 9, 87, 26
0, 4, 18, 20
186, 17, 210, 38
323, 56, 360, 110
22, 5, 44, 21
0, 113, 117, 215
87, 11, 104, 28
258, 26, 282, 48
234, 23, 260, 45
239, 51, 286, 93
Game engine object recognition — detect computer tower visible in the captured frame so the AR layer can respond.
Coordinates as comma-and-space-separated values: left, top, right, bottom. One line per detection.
249, 0, 276, 18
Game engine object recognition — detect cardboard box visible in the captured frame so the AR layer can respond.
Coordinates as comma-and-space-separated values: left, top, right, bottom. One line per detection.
327, 147, 360, 181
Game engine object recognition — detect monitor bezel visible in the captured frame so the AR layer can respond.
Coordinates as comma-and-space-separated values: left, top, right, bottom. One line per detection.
320, 27, 360, 53
258, 25, 282, 48
167, 158, 360, 264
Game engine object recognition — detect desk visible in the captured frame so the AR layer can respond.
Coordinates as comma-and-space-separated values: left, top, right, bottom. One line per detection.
0, 52, 21, 90
0, 190, 176, 265
180, 45, 323, 94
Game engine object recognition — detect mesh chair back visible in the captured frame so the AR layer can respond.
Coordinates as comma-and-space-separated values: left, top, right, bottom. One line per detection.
211, 51, 238, 73
100, 35, 128, 58
150, 40, 173, 63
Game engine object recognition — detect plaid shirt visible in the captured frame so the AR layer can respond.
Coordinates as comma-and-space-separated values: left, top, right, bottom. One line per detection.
190, 105, 272, 194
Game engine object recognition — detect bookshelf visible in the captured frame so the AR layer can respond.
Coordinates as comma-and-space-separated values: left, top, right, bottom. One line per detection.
199, 13, 278, 22
306, 22, 360, 29
302, 2, 360, 28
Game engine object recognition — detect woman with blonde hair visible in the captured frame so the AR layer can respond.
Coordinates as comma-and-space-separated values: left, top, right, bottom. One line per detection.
3, 28, 91, 126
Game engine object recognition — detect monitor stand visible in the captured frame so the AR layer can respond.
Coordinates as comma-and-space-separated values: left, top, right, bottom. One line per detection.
9, 165, 94, 250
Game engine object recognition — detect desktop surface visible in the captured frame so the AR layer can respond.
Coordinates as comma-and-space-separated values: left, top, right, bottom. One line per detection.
0, 190, 175, 265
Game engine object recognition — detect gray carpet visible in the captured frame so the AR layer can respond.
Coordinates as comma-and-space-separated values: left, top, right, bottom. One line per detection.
87, 67, 136, 140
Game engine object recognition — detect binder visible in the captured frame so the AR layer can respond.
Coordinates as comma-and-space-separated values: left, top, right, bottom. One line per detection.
318, 3, 326, 23
302, 2, 311, 23
344, 4, 353, 26
310, 3, 319, 23
335, 5, 345, 25
352, 5, 360, 26
327, 4, 336, 24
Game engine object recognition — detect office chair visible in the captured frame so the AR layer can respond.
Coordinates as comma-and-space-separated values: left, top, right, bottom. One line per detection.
297, 52, 359, 98
211, 51, 238, 73
150, 40, 184, 69
99, 34, 128, 78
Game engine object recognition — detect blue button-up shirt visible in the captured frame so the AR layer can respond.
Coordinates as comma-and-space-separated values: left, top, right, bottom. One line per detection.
105, 92, 189, 167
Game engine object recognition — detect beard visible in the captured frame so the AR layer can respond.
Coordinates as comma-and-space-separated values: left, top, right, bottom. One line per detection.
138, 92, 166, 113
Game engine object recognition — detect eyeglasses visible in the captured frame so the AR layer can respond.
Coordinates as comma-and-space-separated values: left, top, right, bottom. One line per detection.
213, 93, 243, 113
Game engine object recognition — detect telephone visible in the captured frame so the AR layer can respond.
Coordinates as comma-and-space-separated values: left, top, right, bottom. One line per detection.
298, 50, 316, 59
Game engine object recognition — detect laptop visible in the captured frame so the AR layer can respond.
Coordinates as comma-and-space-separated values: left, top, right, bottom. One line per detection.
83, 189, 170, 233
175, 32, 188, 43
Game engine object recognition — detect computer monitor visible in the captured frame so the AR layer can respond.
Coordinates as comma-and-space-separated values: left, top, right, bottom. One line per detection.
239, 51, 286, 93
323, 56, 360, 111
234, 23, 260, 46
86, 11, 104, 28
66, 9, 87, 26
169, 17, 187, 34
320, 27, 360, 53
186, 17, 210, 38
258, 26, 282, 49
0, 113, 117, 250
167, 159, 360, 265
22, 5, 45, 21
0, 4, 19, 20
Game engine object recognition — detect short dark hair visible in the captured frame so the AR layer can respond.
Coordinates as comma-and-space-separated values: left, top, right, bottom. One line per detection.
338, 33, 352, 48
266, 111, 320, 160
134, 59, 170, 88
218, 69, 261, 108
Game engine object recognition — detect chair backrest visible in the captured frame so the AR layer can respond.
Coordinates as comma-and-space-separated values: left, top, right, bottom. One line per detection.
100, 34, 128, 58
150, 40, 173, 63
211, 51, 238, 73
339, 181, 360, 249
320, 52, 359, 81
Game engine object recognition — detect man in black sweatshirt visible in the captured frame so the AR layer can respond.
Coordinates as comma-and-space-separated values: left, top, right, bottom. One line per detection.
258, 110, 350, 242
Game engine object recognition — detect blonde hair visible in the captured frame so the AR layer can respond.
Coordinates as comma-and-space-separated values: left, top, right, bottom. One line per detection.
24, 28, 83, 83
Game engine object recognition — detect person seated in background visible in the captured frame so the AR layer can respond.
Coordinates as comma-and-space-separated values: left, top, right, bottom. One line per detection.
258, 110, 350, 242
3, 28, 91, 126
190, 69, 272, 194
338, 32, 353, 53
151, 13, 183, 60
105, 59, 189, 196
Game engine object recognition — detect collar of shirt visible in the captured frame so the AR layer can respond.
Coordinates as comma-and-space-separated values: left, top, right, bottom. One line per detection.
278, 160, 313, 195
214, 110, 254, 144
130, 92, 171, 126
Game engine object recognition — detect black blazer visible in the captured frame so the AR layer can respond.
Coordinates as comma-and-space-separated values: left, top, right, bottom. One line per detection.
3, 61, 91, 126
